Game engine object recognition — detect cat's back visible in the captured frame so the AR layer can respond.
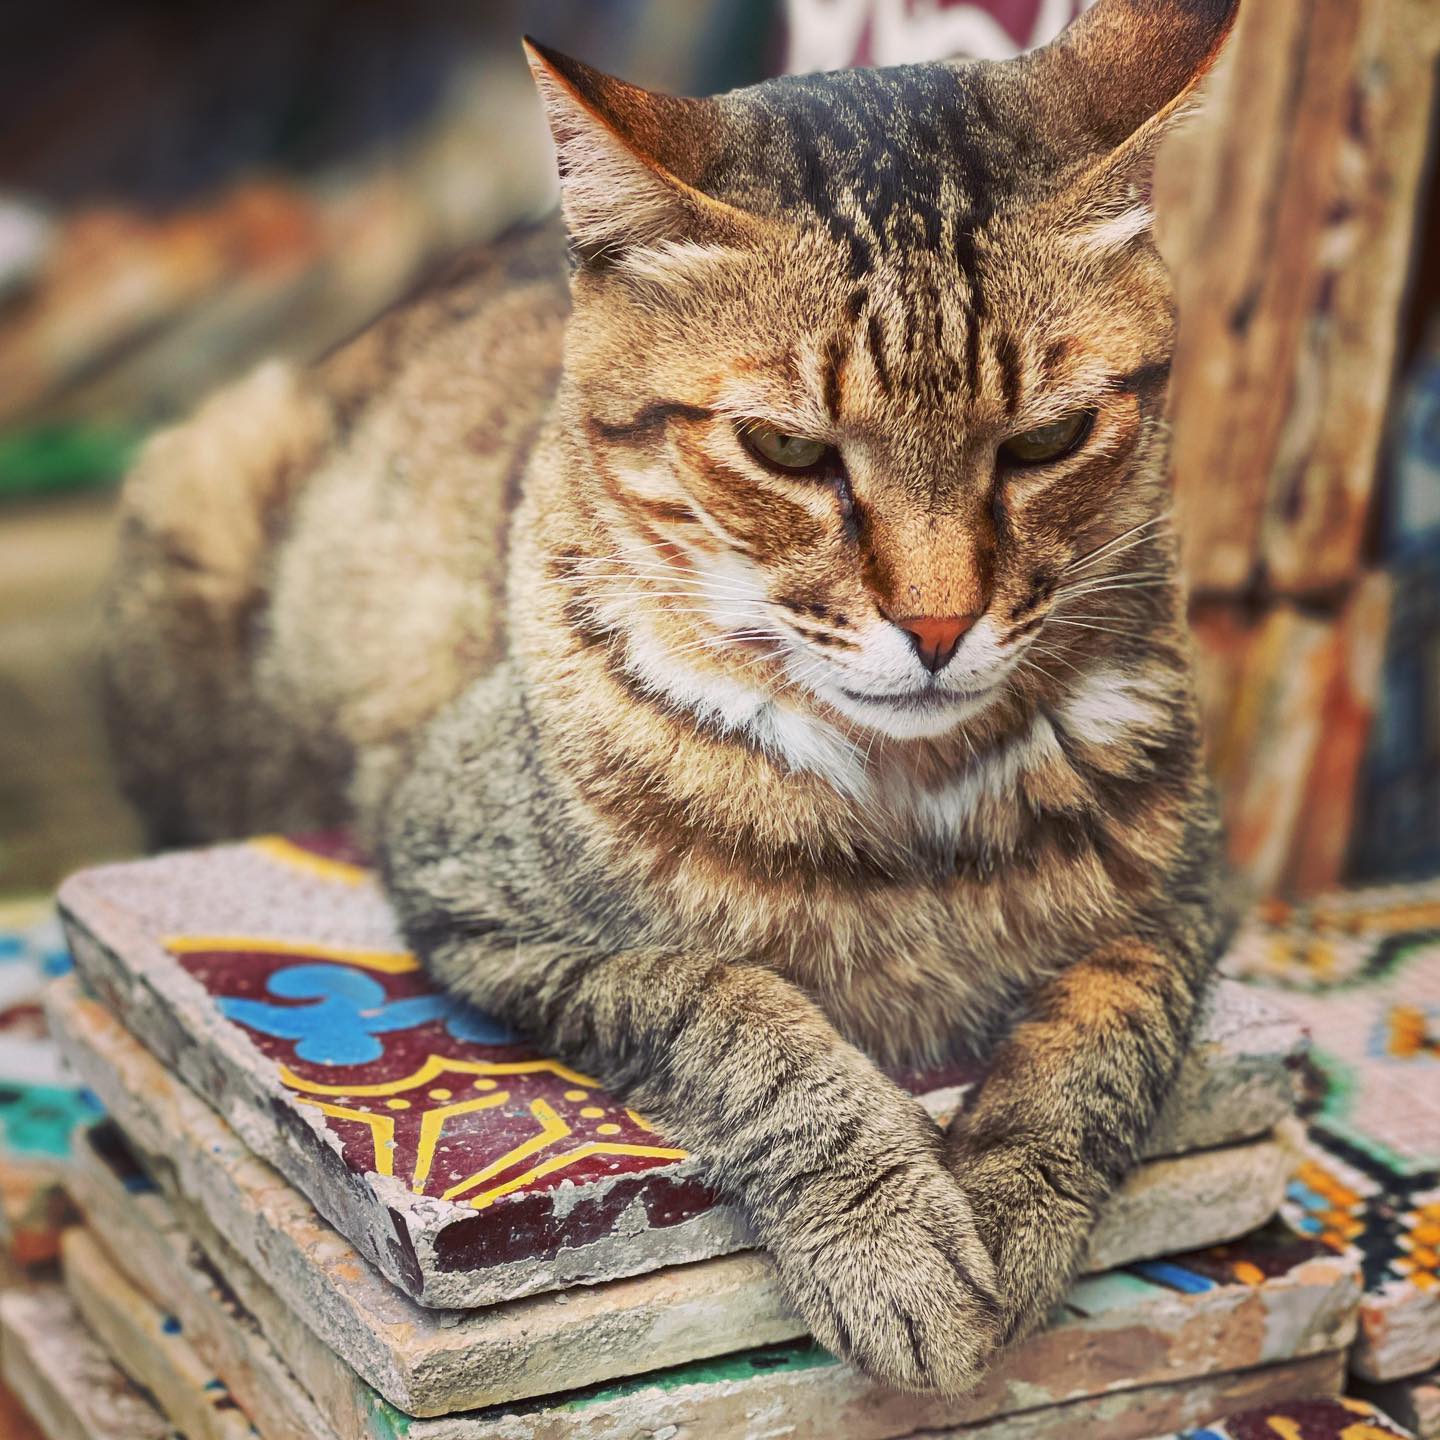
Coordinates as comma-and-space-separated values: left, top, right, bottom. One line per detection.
262, 220, 572, 790
103, 218, 572, 845
315, 220, 571, 430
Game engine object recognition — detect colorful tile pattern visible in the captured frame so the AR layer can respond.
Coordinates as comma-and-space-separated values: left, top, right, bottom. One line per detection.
78, 835, 980, 1226
1131, 1224, 1335, 1295
169, 932, 685, 1211
1225, 879, 1440, 1176
60, 836, 760, 1303
1226, 878, 1440, 1380
0, 900, 90, 1267
150, 835, 692, 1223
1172, 1396, 1414, 1438
1286, 1140, 1438, 1302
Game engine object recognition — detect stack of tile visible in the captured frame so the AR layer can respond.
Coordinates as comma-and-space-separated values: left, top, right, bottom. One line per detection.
1224, 879, 1440, 1440
0, 900, 93, 1438
0, 836, 1372, 1439
0, 899, 92, 1283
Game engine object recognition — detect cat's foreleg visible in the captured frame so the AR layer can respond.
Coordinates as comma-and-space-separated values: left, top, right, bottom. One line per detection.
414, 930, 1003, 1393
943, 937, 1209, 1341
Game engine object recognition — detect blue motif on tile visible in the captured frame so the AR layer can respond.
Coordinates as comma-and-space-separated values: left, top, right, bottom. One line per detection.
0, 914, 71, 975
218, 964, 516, 1065
0, 1081, 101, 1159
1127, 1259, 1216, 1294
1179, 1429, 1226, 1439
40, 945, 73, 978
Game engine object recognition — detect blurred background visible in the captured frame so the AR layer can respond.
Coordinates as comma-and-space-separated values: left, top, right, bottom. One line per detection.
0, 0, 1436, 904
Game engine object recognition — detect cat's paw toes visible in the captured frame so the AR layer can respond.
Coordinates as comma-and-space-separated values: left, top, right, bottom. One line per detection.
771, 1161, 1003, 1394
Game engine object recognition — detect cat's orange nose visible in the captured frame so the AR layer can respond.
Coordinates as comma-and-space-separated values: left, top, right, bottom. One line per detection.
893, 614, 977, 674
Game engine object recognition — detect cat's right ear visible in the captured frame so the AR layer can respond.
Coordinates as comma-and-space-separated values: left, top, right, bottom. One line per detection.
1025, 0, 1240, 157
1019, 0, 1241, 251
523, 39, 745, 263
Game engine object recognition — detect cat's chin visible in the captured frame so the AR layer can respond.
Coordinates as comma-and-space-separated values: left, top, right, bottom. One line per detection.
818, 679, 1004, 740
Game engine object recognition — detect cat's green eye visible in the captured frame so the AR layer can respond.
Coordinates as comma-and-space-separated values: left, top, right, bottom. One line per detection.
740, 423, 833, 474
999, 411, 1093, 467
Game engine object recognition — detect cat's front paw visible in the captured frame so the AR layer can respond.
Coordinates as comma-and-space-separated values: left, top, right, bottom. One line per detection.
766, 1158, 1003, 1394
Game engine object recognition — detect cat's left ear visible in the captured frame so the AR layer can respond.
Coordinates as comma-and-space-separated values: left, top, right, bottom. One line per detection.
1025, 0, 1241, 246
523, 38, 748, 263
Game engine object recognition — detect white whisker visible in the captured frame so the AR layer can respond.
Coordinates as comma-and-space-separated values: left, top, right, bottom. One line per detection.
1065, 514, 1171, 576
1046, 618, 1150, 638
1053, 579, 1171, 601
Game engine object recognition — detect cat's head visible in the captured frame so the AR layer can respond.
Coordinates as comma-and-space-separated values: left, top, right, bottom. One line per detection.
532, 0, 1237, 749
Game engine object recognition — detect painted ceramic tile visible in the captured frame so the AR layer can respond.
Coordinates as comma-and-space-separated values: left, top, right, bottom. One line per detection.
1284, 1133, 1439, 1382
56, 835, 1301, 1309
0, 898, 91, 1268
1226, 878, 1440, 1175
170, 932, 684, 1219
1225, 878, 1440, 1381
58, 838, 747, 1306
1169, 1395, 1415, 1437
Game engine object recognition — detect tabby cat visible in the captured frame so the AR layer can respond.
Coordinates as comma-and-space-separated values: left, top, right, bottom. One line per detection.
103, 0, 1239, 1394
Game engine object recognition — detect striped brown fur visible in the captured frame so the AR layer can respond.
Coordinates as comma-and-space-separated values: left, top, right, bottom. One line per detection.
102, 0, 1241, 1395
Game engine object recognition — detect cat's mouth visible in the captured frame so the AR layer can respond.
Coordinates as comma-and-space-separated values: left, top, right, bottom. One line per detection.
836, 680, 1001, 712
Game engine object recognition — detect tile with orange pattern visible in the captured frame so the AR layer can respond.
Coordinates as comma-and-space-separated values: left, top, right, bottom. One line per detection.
1169, 1395, 1415, 1437
1225, 878, 1440, 1176
56, 835, 755, 1308
1225, 878, 1440, 1383
1285, 1134, 1439, 1383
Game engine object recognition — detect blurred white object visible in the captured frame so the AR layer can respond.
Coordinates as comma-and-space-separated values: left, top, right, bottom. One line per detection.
0, 197, 53, 300
785, 0, 1090, 72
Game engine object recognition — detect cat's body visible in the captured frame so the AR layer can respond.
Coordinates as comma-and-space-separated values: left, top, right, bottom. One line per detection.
104, 227, 570, 842
104, 0, 1239, 1396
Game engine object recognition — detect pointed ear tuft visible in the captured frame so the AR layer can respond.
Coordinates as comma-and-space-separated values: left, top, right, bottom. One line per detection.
1025, 0, 1240, 248
1029, 0, 1240, 154
522, 38, 737, 263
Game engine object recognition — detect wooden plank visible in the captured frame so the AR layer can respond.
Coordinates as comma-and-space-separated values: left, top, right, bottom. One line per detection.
1190, 573, 1392, 896
1190, 601, 1335, 893
1282, 572, 1393, 893
1158, 0, 1440, 597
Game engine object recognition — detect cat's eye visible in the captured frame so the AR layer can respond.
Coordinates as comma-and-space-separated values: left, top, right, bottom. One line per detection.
999, 410, 1094, 467
739, 423, 834, 474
